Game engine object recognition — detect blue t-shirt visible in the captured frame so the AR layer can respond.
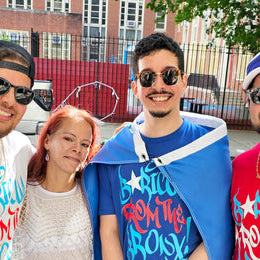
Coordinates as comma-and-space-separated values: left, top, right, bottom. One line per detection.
98, 119, 213, 259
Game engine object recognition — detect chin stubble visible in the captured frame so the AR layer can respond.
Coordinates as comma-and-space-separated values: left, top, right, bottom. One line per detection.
149, 110, 171, 118
252, 112, 260, 134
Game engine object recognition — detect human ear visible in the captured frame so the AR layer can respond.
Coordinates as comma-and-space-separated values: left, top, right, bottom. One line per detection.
132, 80, 139, 99
180, 73, 188, 95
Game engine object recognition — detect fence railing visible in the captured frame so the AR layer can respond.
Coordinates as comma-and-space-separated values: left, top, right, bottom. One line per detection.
6, 32, 254, 129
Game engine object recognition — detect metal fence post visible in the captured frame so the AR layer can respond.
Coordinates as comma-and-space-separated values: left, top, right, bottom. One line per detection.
31, 28, 39, 57
220, 44, 232, 118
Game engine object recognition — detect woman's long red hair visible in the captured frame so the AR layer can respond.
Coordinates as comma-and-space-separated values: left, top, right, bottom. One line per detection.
27, 105, 100, 183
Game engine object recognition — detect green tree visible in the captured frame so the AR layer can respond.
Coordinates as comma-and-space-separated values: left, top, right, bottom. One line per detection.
144, 0, 259, 53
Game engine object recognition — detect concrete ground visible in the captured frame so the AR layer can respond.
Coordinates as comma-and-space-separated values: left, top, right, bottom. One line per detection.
227, 129, 259, 158
99, 122, 259, 159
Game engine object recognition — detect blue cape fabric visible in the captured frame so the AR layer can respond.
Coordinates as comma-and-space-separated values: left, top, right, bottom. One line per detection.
81, 166, 101, 260
83, 112, 235, 260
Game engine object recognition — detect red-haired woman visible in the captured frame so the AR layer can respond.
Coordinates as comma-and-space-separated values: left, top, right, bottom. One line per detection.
12, 105, 101, 259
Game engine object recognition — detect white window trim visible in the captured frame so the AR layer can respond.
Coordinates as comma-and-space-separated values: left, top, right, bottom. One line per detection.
43, 32, 71, 60
46, 0, 71, 13
0, 29, 29, 50
8, 0, 32, 9
154, 12, 167, 32
119, 0, 144, 42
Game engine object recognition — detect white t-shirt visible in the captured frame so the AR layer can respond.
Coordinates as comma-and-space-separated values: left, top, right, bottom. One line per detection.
11, 181, 93, 260
0, 130, 35, 259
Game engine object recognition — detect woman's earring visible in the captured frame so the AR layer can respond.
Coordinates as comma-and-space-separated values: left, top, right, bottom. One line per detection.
45, 153, 50, 161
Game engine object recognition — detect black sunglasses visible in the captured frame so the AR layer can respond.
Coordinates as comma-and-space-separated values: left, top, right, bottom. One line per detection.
0, 77, 34, 105
135, 68, 183, 88
246, 87, 260, 104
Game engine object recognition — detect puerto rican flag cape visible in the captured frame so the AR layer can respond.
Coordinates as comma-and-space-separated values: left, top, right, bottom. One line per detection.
82, 111, 235, 260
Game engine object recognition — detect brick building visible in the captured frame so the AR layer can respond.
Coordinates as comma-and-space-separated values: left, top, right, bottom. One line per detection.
0, 0, 199, 58
0, 1, 248, 91
0, 1, 252, 128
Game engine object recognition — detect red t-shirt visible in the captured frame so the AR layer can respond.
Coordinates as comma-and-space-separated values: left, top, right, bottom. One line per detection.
231, 143, 260, 260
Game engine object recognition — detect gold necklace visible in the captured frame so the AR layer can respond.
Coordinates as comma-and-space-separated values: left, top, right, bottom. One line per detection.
256, 149, 260, 179
0, 138, 6, 184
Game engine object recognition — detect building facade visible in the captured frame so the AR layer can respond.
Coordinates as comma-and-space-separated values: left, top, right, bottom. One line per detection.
0, 0, 224, 64
0, 0, 250, 92
0, 0, 184, 54
0, 0, 252, 129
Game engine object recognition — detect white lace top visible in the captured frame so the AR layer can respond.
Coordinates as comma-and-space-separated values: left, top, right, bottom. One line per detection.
11, 181, 93, 260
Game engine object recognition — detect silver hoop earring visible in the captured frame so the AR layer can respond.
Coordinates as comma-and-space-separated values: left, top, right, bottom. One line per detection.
45, 153, 49, 161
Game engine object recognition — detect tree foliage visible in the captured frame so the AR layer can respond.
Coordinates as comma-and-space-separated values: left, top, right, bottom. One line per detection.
145, 0, 259, 54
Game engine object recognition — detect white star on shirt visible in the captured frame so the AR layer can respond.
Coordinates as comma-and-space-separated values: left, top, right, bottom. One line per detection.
241, 195, 255, 218
127, 171, 141, 194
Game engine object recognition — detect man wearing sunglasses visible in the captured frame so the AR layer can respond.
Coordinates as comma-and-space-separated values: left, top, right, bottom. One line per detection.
231, 52, 260, 259
84, 33, 234, 259
0, 40, 35, 258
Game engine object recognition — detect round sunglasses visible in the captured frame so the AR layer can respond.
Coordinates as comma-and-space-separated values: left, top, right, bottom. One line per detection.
135, 68, 183, 88
0, 77, 34, 105
246, 87, 260, 104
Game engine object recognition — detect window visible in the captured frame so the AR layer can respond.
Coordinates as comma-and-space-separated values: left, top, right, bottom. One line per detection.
82, 0, 107, 61
191, 17, 199, 42
43, 33, 71, 60
181, 21, 189, 44
127, 2, 136, 21
81, 36, 106, 62
201, 20, 209, 42
90, 27, 99, 38
46, 0, 70, 13
118, 0, 144, 65
8, 0, 32, 9
155, 12, 166, 31
0, 29, 29, 50
125, 29, 135, 41
121, 0, 143, 27
83, 0, 107, 36
138, 4, 143, 26
120, 2, 125, 26
91, 1, 99, 24
119, 0, 144, 41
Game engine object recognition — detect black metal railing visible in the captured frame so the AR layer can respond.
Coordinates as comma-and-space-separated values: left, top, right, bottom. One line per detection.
4, 32, 254, 129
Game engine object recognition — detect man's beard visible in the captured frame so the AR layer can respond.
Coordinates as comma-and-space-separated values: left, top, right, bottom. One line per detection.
252, 113, 260, 134
146, 91, 174, 118
0, 127, 13, 138
149, 110, 171, 118
253, 123, 260, 135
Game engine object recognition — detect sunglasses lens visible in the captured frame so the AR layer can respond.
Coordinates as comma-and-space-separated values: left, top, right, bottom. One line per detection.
251, 89, 260, 104
15, 87, 34, 105
0, 78, 11, 95
139, 72, 155, 88
162, 69, 179, 85
137, 69, 180, 87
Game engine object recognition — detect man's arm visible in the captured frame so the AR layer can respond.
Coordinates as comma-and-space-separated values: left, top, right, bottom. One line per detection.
188, 242, 208, 260
100, 214, 123, 260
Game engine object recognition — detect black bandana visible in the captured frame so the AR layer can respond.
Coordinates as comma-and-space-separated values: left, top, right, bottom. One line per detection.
0, 40, 35, 86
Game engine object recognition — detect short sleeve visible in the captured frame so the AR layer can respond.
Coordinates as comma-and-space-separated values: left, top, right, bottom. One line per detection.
98, 164, 115, 215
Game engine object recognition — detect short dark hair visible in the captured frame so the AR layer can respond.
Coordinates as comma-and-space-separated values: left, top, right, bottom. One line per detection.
132, 33, 184, 76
